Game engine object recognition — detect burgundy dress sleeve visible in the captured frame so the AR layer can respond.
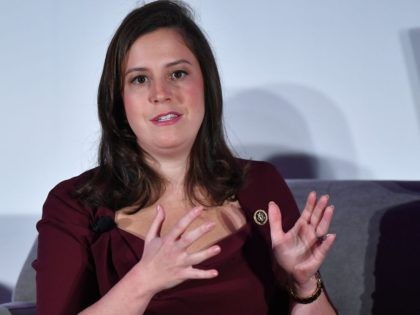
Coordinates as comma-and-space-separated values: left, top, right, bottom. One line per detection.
237, 159, 301, 313
33, 173, 99, 315
238, 159, 300, 234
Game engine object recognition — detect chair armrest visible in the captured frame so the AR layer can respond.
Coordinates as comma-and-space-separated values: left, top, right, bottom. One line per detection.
0, 302, 35, 315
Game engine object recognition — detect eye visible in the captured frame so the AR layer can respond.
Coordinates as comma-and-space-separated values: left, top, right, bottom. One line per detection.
170, 70, 187, 80
131, 75, 148, 85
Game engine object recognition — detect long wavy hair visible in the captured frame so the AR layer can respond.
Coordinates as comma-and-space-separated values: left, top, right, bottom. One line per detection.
76, 0, 245, 211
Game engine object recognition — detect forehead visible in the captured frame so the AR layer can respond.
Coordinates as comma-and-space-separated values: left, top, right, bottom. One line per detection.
124, 28, 198, 67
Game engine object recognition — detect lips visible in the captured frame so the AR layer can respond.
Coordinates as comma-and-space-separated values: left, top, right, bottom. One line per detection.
150, 111, 182, 125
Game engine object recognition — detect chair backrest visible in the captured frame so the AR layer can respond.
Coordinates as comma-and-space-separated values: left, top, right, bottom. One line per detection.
12, 240, 37, 302
0, 305, 12, 315
287, 179, 420, 315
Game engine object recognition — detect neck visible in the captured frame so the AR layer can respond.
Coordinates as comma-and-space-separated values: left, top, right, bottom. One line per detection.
146, 151, 189, 188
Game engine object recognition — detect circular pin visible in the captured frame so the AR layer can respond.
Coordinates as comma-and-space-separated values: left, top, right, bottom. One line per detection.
253, 209, 268, 225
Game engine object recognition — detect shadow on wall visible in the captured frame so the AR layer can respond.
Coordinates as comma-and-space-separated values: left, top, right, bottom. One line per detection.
268, 153, 362, 179
360, 200, 420, 315
224, 86, 365, 179
401, 27, 420, 132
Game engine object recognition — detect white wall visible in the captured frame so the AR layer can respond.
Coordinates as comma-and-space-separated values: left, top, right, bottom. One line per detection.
1, 0, 420, 290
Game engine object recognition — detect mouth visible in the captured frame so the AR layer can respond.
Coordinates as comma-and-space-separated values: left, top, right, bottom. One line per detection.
151, 111, 182, 125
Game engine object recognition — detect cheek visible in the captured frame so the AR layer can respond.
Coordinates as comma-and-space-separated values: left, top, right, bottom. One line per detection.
122, 92, 147, 131
187, 80, 205, 116
123, 91, 144, 118
123, 91, 137, 114
197, 88, 206, 122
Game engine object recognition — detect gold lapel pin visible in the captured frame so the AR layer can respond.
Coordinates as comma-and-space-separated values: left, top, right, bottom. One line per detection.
253, 209, 268, 225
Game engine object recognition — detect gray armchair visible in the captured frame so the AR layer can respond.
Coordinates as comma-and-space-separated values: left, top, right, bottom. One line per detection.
1, 180, 419, 315
0, 239, 36, 315
288, 180, 420, 315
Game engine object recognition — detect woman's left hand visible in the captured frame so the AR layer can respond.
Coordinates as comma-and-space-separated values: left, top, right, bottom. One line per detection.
268, 191, 336, 287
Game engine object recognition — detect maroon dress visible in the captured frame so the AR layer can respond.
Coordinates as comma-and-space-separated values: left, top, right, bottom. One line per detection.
34, 160, 300, 314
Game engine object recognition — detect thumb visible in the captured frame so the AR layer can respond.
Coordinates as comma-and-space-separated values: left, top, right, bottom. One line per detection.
268, 201, 285, 244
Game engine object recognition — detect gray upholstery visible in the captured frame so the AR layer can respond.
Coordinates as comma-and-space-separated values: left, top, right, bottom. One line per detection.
0, 306, 11, 315
0, 241, 36, 315
1, 180, 419, 315
12, 242, 36, 303
288, 180, 420, 315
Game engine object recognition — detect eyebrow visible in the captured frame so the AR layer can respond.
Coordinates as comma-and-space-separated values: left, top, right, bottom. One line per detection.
124, 59, 192, 76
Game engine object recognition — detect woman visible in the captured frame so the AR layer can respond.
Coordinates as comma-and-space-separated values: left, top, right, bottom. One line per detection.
34, 1, 337, 314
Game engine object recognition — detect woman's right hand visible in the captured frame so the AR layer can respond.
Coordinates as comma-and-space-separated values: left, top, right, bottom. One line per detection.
80, 205, 220, 315
133, 204, 221, 296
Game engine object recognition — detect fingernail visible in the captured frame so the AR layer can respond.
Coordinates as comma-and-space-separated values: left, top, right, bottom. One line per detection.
156, 204, 162, 212
324, 194, 330, 200
193, 206, 203, 215
213, 246, 221, 253
206, 222, 215, 229
212, 270, 218, 277
330, 205, 335, 210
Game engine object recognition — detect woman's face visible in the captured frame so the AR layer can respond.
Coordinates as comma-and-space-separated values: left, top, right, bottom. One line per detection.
122, 27, 205, 159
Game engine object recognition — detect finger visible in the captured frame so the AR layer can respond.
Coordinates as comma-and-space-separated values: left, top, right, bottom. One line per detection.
300, 191, 317, 222
310, 194, 330, 227
314, 233, 336, 261
178, 222, 215, 249
315, 205, 334, 237
166, 206, 204, 242
185, 267, 218, 280
268, 201, 285, 244
186, 245, 221, 265
145, 204, 165, 243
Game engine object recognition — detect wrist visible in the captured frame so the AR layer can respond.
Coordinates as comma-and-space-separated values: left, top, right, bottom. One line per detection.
128, 263, 159, 300
287, 272, 323, 304
290, 273, 318, 296
91, 264, 157, 314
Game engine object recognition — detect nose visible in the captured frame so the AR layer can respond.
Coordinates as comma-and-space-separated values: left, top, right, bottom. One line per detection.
149, 78, 172, 104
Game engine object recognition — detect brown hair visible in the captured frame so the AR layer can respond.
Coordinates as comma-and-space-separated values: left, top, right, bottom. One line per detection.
76, 0, 244, 211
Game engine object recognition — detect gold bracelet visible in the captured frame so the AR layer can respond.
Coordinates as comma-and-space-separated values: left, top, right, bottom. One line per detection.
287, 272, 323, 304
